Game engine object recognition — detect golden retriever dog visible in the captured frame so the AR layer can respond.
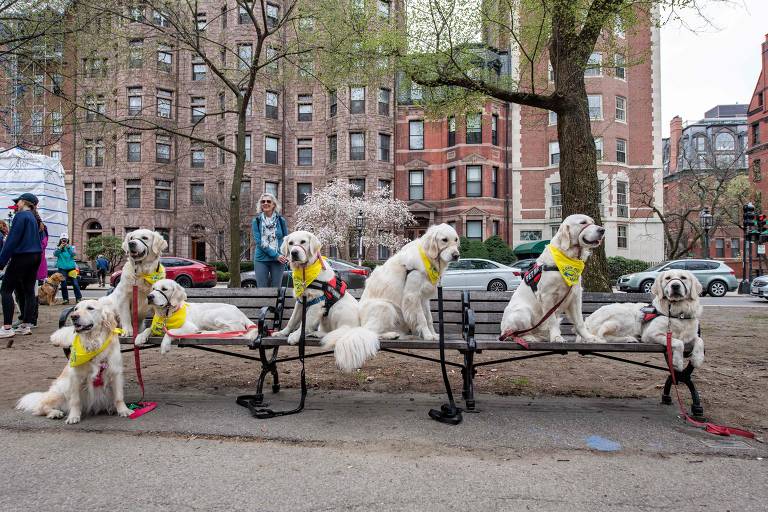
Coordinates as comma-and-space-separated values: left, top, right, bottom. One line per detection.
358, 224, 460, 341
16, 300, 131, 424
38, 272, 65, 305
135, 279, 259, 354
272, 231, 378, 372
584, 269, 704, 371
102, 229, 167, 337
500, 214, 605, 343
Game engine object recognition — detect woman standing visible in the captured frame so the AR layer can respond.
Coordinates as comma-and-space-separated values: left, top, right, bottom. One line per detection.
251, 193, 289, 288
54, 232, 82, 304
0, 193, 44, 341
0, 220, 8, 251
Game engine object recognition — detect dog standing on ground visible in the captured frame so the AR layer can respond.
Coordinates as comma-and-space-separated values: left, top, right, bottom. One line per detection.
135, 279, 259, 354
16, 300, 131, 424
37, 272, 65, 305
358, 224, 460, 341
272, 231, 378, 372
499, 214, 605, 343
584, 269, 704, 371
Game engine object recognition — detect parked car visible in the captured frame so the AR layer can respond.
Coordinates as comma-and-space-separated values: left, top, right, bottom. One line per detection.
110, 257, 217, 288
47, 258, 98, 289
616, 259, 738, 297
750, 275, 768, 300
513, 258, 538, 274
239, 258, 370, 289
441, 258, 522, 292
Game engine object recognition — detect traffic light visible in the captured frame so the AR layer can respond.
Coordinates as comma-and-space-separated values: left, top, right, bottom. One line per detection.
759, 213, 768, 244
744, 203, 759, 241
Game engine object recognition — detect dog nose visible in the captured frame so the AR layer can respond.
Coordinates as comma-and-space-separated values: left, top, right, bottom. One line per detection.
596, 227, 605, 235
672, 283, 681, 290
71, 313, 79, 321
451, 252, 460, 261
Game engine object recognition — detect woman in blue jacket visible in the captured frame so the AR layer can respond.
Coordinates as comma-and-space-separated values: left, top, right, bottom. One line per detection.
54, 232, 81, 304
251, 193, 289, 288
0, 193, 44, 341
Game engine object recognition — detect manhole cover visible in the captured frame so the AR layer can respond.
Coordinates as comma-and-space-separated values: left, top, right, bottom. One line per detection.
700, 438, 754, 449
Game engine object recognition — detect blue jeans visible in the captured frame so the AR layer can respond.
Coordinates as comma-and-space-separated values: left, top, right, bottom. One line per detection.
59, 268, 82, 302
253, 260, 285, 288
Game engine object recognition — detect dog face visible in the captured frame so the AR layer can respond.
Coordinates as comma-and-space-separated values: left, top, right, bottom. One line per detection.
122, 229, 167, 262
147, 279, 187, 308
69, 300, 117, 333
281, 230, 322, 265
422, 224, 460, 263
49, 272, 65, 284
652, 269, 702, 302
553, 214, 605, 251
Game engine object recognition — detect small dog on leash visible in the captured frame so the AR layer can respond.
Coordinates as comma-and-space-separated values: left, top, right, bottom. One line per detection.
38, 272, 65, 305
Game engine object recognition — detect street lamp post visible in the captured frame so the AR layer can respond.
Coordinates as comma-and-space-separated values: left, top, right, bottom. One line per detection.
356, 209, 365, 266
699, 207, 714, 259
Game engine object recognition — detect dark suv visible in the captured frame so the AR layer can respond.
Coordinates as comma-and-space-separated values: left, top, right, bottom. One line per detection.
46, 258, 98, 289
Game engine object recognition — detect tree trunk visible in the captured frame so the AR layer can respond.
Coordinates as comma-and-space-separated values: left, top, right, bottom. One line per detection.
556, 81, 611, 292
228, 108, 246, 288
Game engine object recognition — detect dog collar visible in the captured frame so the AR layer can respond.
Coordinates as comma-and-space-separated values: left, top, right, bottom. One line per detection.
417, 245, 441, 285
151, 302, 189, 336
69, 328, 124, 367
548, 245, 585, 286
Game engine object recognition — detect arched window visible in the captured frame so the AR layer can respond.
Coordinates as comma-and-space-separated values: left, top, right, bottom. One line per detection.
85, 220, 102, 241
715, 132, 735, 151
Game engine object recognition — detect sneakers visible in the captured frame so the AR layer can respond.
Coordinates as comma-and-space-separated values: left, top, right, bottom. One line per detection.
62, 300, 70, 305
0, 327, 15, 339
14, 324, 32, 335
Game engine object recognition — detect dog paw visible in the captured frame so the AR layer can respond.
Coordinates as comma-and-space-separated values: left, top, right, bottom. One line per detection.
690, 350, 705, 368
122, 327, 133, 338
551, 334, 566, 343
673, 353, 685, 372
420, 330, 439, 341
116, 403, 132, 417
380, 332, 400, 340
273, 328, 290, 337
287, 332, 301, 345
134, 333, 148, 346
65, 413, 81, 424
46, 409, 64, 419
578, 335, 599, 344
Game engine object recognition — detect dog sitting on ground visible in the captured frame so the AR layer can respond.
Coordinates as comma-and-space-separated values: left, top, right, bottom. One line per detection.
584, 269, 704, 371
272, 230, 379, 372
38, 272, 65, 305
134, 279, 259, 354
499, 214, 605, 343
16, 300, 132, 424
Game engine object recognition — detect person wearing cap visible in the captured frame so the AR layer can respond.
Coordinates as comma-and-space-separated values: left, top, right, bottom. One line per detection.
54, 231, 81, 304
0, 193, 44, 341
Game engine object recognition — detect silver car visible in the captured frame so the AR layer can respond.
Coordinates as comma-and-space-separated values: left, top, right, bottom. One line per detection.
442, 258, 521, 292
751, 276, 768, 300
617, 259, 738, 297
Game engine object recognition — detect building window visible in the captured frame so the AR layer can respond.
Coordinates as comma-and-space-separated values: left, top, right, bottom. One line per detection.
350, 87, 365, 114
50, 150, 61, 160
265, 181, 279, 198
191, 96, 206, 123
84, 139, 104, 167
238, 2, 250, 23
715, 238, 725, 258
297, 138, 312, 166
127, 134, 141, 162
615, 54, 625, 80
266, 46, 278, 72
219, 92, 226, 119
265, 91, 279, 119
240, 180, 252, 207
492, 220, 500, 236
297, 183, 312, 205
492, 167, 498, 198
265, 136, 279, 164
83, 182, 103, 208
548, 62, 555, 82
550, 182, 562, 219
409, 170, 424, 200
129, 39, 144, 68
696, 136, 707, 153
328, 134, 338, 163
549, 141, 560, 165
466, 113, 482, 144
491, 114, 499, 145
466, 165, 482, 197
379, 133, 390, 162
126, 179, 141, 208
350, 132, 365, 160
266, 2, 279, 28
153, 9, 170, 26
218, 135, 226, 164
595, 137, 603, 161
752, 123, 760, 145
715, 132, 735, 151
195, 11, 207, 30
617, 180, 628, 217
615, 96, 626, 122
297, 94, 313, 121
156, 89, 173, 118
244, 133, 252, 161
588, 95, 602, 120
157, 44, 172, 72
448, 116, 456, 146
731, 238, 740, 258
520, 230, 542, 241
154, 180, 172, 209
238, 43, 252, 70
466, 220, 483, 241
190, 183, 205, 205
378, 179, 391, 191
156, 135, 171, 163
617, 225, 628, 249
350, 178, 365, 197
378, 0, 390, 18
448, 167, 456, 198
409, 120, 424, 150
329, 90, 337, 117
191, 148, 205, 168
584, 52, 602, 77
548, 110, 557, 125
616, 138, 627, 163
31, 111, 43, 133
192, 60, 206, 80
378, 88, 390, 115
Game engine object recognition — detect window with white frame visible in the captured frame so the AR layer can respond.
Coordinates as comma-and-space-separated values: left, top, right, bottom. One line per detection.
448, 116, 456, 146
51, 111, 62, 134
550, 182, 561, 219
492, 167, 498, 198
448, 167, 456, 198
127, 134, 141, 162
297, 138, 312, 166
617, 224, 628, 248
715, 132, 735, 151
378, 0, 390, 18
378, 133, 390, 162
238, 44, 252, 70
696, 136, 706, 153
615, 54, 626, 79
520, 230, 542, 241
409, 120, 424, 150
715, 238, 725, 258
192, 59, 206, 80
157, 44, 172, 72
466, 113, 482, 144
595, 137, 603, 161
350, 132, 365, 160
156, 89, 172, 118
409, 170, 424, 200
466, 165, 482, 197
265, 91, 279, 119
155, 135, 171, 163
129, 39, 143, 68
548, 62, 555, 82
549, 141, 560, 165
154, 179, 172, 209
265, 181, 279, 198
126, 179, 141, 208
297, 94, 312, 121
548, 110, 557, 125
588, 95, 602, 120
731, 238, 740, 258
297, 182, 312, 205
616, 138, 627, 163
378, 88, 390, 115
265, 136, 279, 164
466, 220, 483, 241
266, 3, 279, 28
191, 97, 206, 123
191, 148, 205, 168
615, 96, 626, 122
83, 182, 103, 208
244, 134, 252, 162
617, 180, 628, 217
584, 52, 602, 77
350, 87, 365, 114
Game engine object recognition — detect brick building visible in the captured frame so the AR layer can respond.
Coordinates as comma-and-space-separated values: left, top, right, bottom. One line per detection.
748, 33, 768, 202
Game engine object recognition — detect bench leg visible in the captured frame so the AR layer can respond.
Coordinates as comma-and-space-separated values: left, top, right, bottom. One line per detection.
461, 351, 476, 411
253, 346, 281, 406
660, 363, 704, 419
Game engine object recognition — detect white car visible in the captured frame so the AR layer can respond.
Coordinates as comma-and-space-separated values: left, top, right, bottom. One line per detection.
441, 258, 522, 292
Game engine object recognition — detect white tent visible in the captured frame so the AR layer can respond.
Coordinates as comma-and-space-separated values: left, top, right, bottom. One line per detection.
0, 148, 68, 259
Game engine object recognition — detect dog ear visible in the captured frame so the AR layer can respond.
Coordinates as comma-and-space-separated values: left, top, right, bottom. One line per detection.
689, 272, 703, 297
103, 308, 119, 331
280, 236, 290, 257
122, 232, 132, 253
172, 282, 187, 306
309, 233, 322, 258
651, 273, 664, 299
152, 232, 168, 255
421, 226, 441, 260
553, 221, 571, 250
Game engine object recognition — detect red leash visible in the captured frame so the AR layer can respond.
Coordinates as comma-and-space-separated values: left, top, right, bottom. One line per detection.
499, 288, 572, 348
664, 331, 753, 438
129, 284, 156, 419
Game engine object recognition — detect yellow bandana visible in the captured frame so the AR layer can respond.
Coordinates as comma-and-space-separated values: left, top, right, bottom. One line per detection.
67, 268, 79, 279
548, 245, 585, 287
151, 302, 189, 336
292, 257, 324, 298
69, 328, 124, 367
418, 245, 441, 285
140, 264, 166, 286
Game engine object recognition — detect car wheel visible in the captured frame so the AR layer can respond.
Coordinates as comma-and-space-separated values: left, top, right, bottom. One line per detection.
176, 275, 193, 288
707, 280, 727, 297
487, 279, 507, 292
640, 280, 654, 294
242, 280, 257, 288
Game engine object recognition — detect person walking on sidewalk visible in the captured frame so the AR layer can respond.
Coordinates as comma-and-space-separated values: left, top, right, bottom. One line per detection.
95, 254, 109, 287
54, 232, 81, 304
0, 193, 44, 342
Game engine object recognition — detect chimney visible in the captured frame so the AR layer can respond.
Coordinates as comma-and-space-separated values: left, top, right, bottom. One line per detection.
669, 116, 683, 174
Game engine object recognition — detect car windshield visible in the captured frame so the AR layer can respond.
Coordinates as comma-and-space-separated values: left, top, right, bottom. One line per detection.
644, 262, 666, 272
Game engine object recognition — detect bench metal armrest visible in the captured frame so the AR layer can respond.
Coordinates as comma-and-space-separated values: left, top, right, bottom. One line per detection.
253, 305, 276, 350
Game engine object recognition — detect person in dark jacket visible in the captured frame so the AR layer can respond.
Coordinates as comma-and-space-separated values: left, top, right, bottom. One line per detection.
0, 220, 8, 251
0, 193, 44, 342
95, 254, 109, 287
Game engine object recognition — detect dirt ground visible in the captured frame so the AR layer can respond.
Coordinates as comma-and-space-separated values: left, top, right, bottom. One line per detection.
2, 304, 766, 433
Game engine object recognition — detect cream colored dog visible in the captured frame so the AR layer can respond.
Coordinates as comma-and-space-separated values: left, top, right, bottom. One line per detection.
584, 269, 704, 371
273, 231, 379, 372
135, 279, 258, 354
500, 214, 605, 343
359, 224, 460, 341
16, 300, 131, 424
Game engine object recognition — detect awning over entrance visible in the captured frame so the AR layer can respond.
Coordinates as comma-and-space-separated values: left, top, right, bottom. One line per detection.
513, 240, 550, 258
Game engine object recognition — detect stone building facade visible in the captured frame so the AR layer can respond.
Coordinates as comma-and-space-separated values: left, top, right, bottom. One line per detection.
748, 33, 768, 204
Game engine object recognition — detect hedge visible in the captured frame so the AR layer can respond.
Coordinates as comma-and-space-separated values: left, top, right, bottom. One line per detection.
216, 271, 230, 282
211, 261, 254, 273
607, 256, 655, 281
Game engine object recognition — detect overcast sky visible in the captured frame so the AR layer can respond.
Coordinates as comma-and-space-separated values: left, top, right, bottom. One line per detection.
660, 0, 766, 136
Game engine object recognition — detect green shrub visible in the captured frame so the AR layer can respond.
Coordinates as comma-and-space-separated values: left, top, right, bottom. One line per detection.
362, 260, 379, 270
211, 261, 253, 273
607, 256, 653, 281
216, 271, 230, 282
484, 235, 516, 265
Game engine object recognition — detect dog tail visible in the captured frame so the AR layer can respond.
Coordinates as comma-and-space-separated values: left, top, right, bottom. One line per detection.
16, 392, 44, 413
321, 326, 379, 373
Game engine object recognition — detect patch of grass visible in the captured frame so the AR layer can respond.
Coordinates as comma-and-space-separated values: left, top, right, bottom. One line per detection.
354, 370, 368, 386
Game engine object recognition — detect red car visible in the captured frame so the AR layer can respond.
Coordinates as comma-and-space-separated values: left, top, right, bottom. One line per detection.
110, 257, 217, 288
